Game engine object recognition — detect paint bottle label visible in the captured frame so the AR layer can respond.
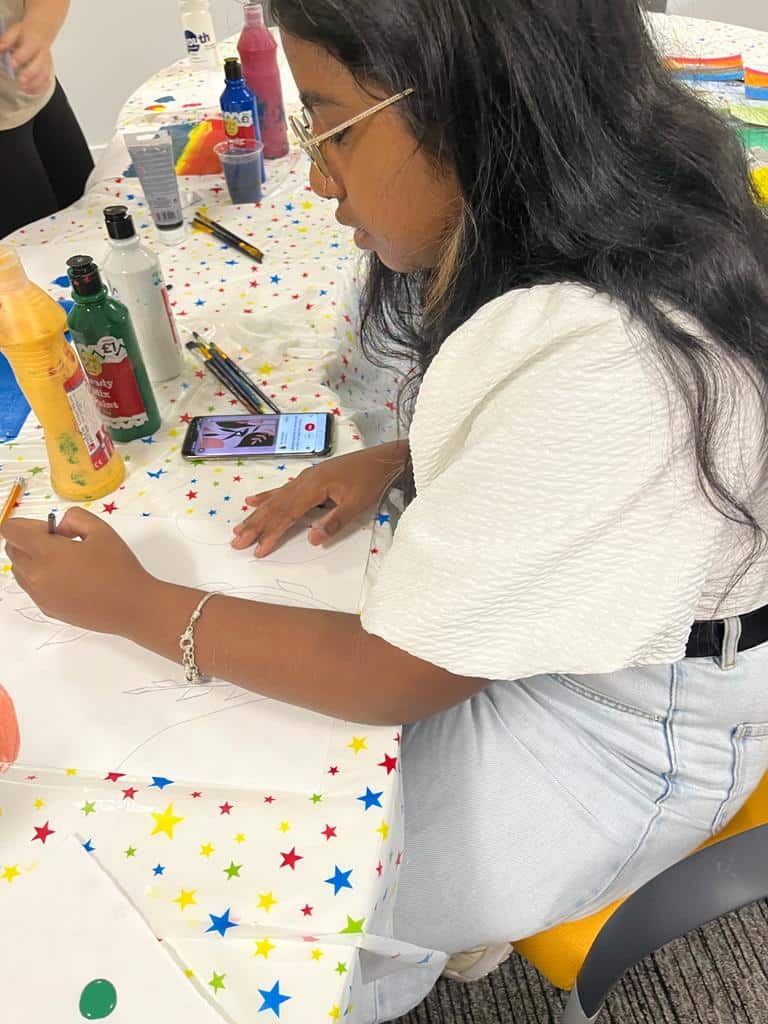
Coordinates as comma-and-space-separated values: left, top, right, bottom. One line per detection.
75, 336, 151, 431
223, 109, 256, 141
62, 363, 115, 470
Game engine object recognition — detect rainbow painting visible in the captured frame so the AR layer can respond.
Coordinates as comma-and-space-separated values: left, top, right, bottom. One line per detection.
125, 117, 229, 177
667, 53, 744, 82
745, 66, 768, 101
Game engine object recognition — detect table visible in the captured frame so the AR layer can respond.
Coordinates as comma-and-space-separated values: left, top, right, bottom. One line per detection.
0, 35, 418, 1024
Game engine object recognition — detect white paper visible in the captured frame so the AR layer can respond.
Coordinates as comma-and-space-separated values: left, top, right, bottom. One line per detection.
0, 837, 226, 1023
1, 513, 374, 788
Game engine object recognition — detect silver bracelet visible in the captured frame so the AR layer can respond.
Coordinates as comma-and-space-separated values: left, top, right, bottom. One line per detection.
179, 591, 219, 684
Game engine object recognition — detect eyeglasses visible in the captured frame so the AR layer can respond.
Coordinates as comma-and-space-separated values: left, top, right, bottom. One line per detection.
289, 88, 415, 180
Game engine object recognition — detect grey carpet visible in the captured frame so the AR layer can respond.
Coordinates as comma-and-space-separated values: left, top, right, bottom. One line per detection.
397, 901, 768, 1023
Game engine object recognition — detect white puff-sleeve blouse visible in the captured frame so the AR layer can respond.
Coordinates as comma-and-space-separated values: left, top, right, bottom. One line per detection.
360, 283, 768, 680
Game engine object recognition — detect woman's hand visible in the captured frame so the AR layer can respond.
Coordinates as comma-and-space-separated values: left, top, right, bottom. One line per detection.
232, 440, 408, 557
0, 18, 55, 96
2, 508, 155, 633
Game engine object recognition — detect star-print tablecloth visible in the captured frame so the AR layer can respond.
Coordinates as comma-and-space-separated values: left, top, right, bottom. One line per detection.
0, 35, 422, 1024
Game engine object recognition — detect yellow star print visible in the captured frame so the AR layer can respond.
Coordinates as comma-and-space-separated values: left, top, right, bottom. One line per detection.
257, 362, 275, 376
33, 798, 45, 810
150, 802, 184, 839
347, 736, 367, 754
311, 949, 324, 961
376, 820, 390, 840
65, 768, 78, 776
234, 833, 246, 844
328, 1005, 341, 1021
256, 891, 277, 912
278, 821, 291, 833
200, 842, 215, 858
253, 937, 275, 958
174, 889, 197, 911
2, 865, 20, 883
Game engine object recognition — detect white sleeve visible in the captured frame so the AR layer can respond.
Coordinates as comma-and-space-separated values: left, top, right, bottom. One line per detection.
360, 290, 720, 679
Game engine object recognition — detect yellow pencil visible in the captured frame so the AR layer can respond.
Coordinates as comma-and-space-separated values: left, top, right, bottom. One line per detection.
0, 475, 25, 527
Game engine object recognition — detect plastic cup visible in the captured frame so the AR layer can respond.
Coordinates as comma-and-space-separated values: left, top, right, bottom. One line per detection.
214, 139, 264, 204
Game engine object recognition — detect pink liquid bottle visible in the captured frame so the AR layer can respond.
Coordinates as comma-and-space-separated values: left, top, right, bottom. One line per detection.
237, 3, 289, 159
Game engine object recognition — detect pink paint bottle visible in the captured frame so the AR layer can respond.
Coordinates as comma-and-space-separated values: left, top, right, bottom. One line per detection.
237, 3, 289, 159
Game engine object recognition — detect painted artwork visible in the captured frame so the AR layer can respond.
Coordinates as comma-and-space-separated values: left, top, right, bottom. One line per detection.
124, 119, 229, 177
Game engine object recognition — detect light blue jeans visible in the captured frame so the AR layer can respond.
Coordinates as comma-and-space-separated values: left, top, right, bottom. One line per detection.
366, 642, 768, 1021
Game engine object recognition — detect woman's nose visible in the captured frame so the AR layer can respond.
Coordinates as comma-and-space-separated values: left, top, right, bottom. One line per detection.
309, 161, 344, 200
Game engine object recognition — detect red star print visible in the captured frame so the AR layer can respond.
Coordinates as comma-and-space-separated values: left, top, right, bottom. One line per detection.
233, 475, 242, 482
376, 861, 383, 877
371, 547, 379, 555
305, 303, 314, 311
179, 413, 192, 424
291, 293, 299, 300
214, 390, 226, 397
301, 904, 313, 917
195, 370, 205, 379
25, 775, 37, 780
250, 280, 260, 288
32, 821, 55, 844
241, 505, 249, 512
328, 765, 339, 775
102, 502, 118, 514
378, 754, 398, 775
343, 314, 352, 324
105, 771, 125, 782
321, 825, 337, 841
190, 791, 202, 798
122, 787, 138, 800
186, 491, 198, 500
219, 801, 234, 815
264, 795, 275, 803
386, 401, 396, 412
395, 851, 403, 867
331, 407, 341, 417
280, 846, 303, 870
394, 732, 401, 745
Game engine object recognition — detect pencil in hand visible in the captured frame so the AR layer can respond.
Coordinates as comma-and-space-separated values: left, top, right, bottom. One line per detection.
0, 475, 25, 528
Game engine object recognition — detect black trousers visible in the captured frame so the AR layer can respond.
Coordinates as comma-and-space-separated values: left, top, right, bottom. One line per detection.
0, 79, 94, 240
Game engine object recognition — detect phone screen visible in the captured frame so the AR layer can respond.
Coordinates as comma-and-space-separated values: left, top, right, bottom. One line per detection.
184, 413, 331, 458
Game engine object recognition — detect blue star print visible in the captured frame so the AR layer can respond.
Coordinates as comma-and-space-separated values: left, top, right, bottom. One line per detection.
153, 864, 165, 876
376, 513, 391, 524
270, 274, 281, 284
149, 776, 174, 790
206, 908, 239, 937
258, 980, 291, 1017
147, 468, 165, 478
324, 865, 353, 895
357, 787, 383, 811
82, 839, 95, 853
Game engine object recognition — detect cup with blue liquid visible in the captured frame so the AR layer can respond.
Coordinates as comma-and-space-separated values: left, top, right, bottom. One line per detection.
214, 139, 264, 205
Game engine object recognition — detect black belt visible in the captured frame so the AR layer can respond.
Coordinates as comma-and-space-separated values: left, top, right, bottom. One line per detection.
686, 602, 768, 659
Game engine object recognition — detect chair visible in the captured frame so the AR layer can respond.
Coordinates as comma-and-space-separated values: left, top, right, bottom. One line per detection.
514, 771, 768, 1023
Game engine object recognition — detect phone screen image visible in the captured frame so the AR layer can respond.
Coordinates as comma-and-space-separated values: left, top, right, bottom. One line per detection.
186, 413, 331, 458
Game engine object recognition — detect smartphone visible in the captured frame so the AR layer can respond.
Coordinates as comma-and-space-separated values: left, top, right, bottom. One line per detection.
181, 412, 333, 460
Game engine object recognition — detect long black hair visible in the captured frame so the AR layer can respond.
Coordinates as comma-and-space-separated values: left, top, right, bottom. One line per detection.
272, 0, 768, 570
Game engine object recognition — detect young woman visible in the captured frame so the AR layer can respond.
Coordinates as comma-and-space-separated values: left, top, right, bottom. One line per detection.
0, 0, 93, 239
5, 0, 768, 1018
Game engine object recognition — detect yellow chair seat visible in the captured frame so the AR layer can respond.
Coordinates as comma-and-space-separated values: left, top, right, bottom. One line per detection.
515, 771, 768, 990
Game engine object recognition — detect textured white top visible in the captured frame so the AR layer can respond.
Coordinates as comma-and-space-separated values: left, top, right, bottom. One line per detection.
361, 283, 768, 680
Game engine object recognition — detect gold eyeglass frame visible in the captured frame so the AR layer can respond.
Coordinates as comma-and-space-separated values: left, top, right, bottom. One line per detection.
289, 87, 415, 180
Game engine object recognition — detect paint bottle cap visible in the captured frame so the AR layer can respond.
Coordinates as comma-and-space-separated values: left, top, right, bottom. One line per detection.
157, 221, 187, 246
104, 205, 137, 240
67, 255, 103, 296
0, 246, 28, 294
224, 56, 243, 81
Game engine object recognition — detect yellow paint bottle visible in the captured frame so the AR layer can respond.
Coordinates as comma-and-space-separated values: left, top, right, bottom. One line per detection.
0, 246, 125, 501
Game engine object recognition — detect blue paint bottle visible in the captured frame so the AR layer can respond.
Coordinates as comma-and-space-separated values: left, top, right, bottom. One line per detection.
220, 57, 266, 183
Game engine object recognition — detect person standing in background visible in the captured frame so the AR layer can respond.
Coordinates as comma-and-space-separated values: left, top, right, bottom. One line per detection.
0, 0, 93, 239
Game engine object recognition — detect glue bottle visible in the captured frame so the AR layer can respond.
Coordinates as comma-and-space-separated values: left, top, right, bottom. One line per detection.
101, 206, 184, 383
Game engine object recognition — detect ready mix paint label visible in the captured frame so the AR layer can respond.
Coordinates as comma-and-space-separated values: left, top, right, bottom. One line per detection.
62, 362, 116, 470
75, 336, 151, 431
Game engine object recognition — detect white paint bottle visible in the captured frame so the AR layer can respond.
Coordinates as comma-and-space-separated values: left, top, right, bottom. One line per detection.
178, 0, 219, 69
101, 206, 184, 383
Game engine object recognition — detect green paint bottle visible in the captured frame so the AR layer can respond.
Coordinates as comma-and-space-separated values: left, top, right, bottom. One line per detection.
66, 255, 161, 443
